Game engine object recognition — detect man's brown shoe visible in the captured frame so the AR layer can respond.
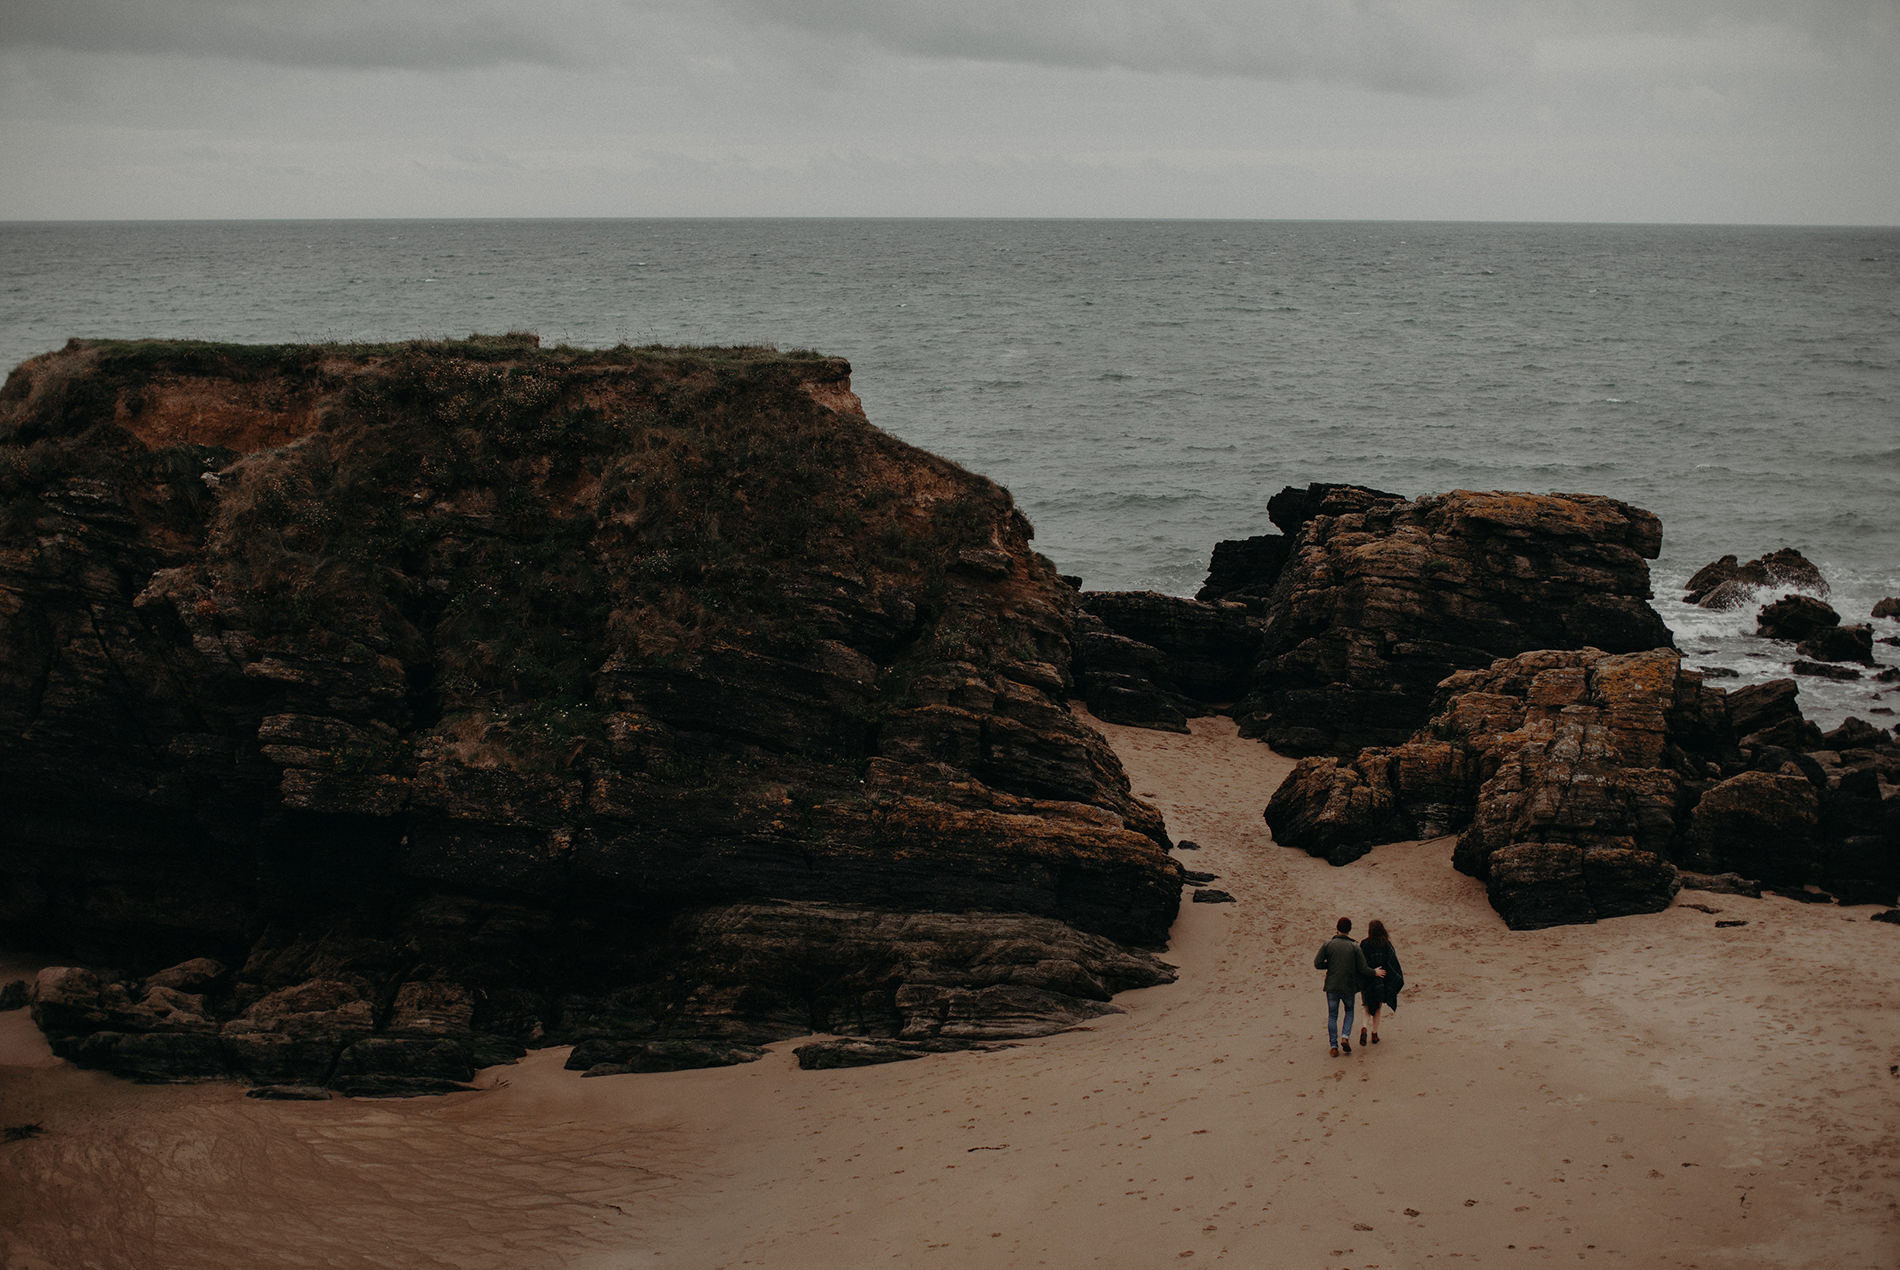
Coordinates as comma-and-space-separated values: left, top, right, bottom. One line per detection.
1330, 1047, 1339, 1057
1340, 1038, 1351, 1054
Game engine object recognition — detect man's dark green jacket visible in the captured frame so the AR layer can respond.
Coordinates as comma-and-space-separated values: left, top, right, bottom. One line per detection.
1314, 934, 1372, 995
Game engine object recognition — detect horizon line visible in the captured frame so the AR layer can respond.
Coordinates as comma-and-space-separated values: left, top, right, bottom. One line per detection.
3, 214, 1897, 231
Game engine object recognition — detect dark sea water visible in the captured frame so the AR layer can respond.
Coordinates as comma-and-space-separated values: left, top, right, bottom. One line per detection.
2, 219, 1896, 725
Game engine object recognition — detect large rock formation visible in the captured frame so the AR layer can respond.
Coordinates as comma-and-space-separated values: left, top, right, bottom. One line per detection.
1226, 484, 1674, 756
1070, 591, 1261, 732
1078, 482, 1673, 755
1266, 647, 1900, 927
0, 337, 1179, 1090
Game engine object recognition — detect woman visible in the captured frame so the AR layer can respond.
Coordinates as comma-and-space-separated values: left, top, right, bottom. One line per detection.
1359, 919, 1404, 1046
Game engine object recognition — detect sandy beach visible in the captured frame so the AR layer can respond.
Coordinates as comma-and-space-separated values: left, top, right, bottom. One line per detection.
4, 713, 1897, 1269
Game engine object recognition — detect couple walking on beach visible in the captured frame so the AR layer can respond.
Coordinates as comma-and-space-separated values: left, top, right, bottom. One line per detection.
1315, 917, 1403, 1057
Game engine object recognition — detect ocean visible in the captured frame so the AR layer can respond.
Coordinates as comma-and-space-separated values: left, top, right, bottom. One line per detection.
2, 218, 1896, 727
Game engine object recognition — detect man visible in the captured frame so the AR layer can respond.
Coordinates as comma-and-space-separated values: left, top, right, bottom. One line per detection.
1315, 917, 1383, 1057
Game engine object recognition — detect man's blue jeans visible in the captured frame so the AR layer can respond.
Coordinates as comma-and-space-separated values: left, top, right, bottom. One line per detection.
1326, 991, 1355, 1048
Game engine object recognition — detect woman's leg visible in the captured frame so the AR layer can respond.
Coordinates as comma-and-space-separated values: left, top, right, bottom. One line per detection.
1367, 1006, 1381, 1040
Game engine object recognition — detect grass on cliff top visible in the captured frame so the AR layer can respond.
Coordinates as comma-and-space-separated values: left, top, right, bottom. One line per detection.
2, 332, 1037, 777
174, 332, 1014, 701
57, 334, 840, 381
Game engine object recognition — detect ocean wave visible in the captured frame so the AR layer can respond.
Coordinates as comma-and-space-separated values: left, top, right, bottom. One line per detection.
1039, 490, 1198, 512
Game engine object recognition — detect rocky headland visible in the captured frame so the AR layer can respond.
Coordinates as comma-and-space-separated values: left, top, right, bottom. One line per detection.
0, 337, 1179, 1092
5, 341, 1894, 1091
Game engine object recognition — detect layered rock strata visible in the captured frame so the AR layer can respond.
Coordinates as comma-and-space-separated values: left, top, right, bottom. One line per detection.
1225, 484, 1674, 756
1755, 595, 1875, 669
1267, 647, 1900, 927
1078, 482, 1673, 757
1, 337, 1179, 1089
1070, 591, 1261, 732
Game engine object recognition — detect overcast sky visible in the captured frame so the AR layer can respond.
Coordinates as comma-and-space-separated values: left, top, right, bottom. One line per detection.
2, 0, 1896, 223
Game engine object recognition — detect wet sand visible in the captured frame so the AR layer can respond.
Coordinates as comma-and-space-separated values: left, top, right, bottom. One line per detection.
4, 714, 1897, 1268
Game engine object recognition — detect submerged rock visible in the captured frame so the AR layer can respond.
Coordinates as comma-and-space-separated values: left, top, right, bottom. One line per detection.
0, 337, 1179, 1090
1757, 595, 1841, 642
1685, 548, 1829, 609
1797, 624, 1875, 666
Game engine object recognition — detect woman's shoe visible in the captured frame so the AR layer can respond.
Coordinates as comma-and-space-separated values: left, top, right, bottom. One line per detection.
1359, 1027, 1367, 1046
1370, 1034, 1380, 1044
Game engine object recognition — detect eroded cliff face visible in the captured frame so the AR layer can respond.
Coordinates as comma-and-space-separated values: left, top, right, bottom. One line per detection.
0, 337, 1178, 1091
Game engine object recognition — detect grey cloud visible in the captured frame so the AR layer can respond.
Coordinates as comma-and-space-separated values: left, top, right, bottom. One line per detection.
689, 0, 1510, 95
1, 0, 580, 70
680, 0, 1897, 94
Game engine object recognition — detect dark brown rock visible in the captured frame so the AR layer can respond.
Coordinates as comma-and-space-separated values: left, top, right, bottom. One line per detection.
1726, 679, 1824, 751
1070, 615, 1191, 733
70, 1031, 230, 1082
1071, 591, 1262, 732
1265, 751, 1411, 866
1796, 624, 1875, 666
1678, 871, 1762, 898
0, 338, 1180, 1090
143, 958, 228, 996
1871, 597, 1900, 620
1195, 485, 1407, 614
1195, 534, 1293, 607
1266, 482, 1407, 536
793, 1037, 1006, 1070
1793, 660, 1862, 681
1486, 842, 1681, 930
1265, 643, 1898, 924
1268, 648, 1695, 926
1824, 718, 1892, 750
1685, 548, 1828, 608
567, 1038, 768, 1074
328, 1037, 477, 1097
1757, 595, 1841, 643
1235, 487, 1672, 756
546, 902, 1175, 1052
1683, 772, 1821, 886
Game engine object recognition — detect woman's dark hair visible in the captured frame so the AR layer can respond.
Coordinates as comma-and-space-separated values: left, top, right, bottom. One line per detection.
1365, 919, 1390, 947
